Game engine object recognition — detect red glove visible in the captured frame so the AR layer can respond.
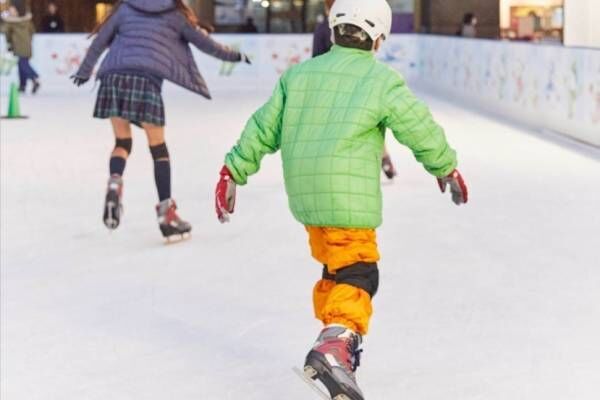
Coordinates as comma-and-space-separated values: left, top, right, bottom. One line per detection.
437, 169, 468, 205
215, 166, 236, 223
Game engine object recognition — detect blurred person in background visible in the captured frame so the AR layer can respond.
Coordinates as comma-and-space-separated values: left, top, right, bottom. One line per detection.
3, 3, 40, 93
41, 1, 65, 33
312, 0, 397, 180
312, 0, 334, 57
239, 17, 258, 33
459, 12, 478, 38
71, 0, 249, 241
529, 11, 542, 32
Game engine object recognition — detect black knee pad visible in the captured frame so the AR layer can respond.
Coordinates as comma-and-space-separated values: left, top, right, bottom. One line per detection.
335, 262, 379, 298
115, 138, 132, 155
322, 265, 335, 281
150, 143, 169, 160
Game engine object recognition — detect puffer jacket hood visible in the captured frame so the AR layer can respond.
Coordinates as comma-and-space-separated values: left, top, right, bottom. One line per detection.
2, 13, 32, 23
3, 13, 35, 58
124, 0, 175, 13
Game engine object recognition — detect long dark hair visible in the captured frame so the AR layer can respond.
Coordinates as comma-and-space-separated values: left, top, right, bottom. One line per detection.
14, 0, 29, 17
90, 0, 213, 37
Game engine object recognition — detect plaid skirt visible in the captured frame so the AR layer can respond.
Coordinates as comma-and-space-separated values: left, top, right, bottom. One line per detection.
94, 74, 165, 127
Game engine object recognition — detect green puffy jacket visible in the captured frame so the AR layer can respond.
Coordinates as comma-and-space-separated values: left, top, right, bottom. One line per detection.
225, 45, 457, 229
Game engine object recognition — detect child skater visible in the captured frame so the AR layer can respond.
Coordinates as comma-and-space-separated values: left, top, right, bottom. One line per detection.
313, 0, 398, 181
72, 0, 248, 240
215, 0, 468, 398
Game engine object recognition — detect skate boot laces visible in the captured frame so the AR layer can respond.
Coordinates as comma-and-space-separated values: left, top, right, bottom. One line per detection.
351, 345, 363, 372
157, 199, 192, 230
107, 175, 123, 195
157, 199, 182, 225
315, 325, 363, 375
156, 199, 192, 241
104, 175, 124, 230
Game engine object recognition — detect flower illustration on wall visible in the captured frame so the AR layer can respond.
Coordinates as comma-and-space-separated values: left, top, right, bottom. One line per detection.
512, 60, 525, 104
51, 43, 86, 76
268, 41, 310, 75
564, 61, 582, 119
544, 62, 558, 102
497, 52, 508, 100
590, 77, 600, 125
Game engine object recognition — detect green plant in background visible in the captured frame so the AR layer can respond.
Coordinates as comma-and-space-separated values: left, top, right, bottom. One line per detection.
220, 43, 240, 76
564, 61, 581, 119
0, 54, 17, 76
588, 63, 600, 124
220, 43, 252, 77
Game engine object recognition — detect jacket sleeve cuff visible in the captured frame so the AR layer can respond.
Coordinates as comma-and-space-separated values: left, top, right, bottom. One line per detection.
430, 158, 458, 178
224, 157, 247, 186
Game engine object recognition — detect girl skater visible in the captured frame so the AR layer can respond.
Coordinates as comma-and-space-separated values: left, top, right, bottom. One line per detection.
72, 0, 247, 240
312, 0, 397, 181
4, 4, 41, 94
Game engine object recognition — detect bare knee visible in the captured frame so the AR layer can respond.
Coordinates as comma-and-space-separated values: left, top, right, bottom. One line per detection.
110, 118, 133, 158
111, 117, 132, 139
142, 123, 165, 147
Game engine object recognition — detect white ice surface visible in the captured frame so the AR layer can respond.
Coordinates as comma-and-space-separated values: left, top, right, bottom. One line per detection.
2, 85, 600, 400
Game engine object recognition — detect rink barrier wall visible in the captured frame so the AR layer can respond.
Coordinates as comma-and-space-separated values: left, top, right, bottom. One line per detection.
416, 36, 600, 147
0, 34, 598, 146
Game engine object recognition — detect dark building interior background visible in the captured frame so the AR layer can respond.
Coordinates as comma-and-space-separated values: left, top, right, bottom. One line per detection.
420, 0, 500, 38
15, 0, 501, 38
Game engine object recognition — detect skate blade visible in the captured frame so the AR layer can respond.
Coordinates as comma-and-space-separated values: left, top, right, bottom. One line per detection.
104, 201, 119, 230
292, 367, 330, 399
104, 220, 118, 230
298, 364, 359, 400
164, 232, 191, 245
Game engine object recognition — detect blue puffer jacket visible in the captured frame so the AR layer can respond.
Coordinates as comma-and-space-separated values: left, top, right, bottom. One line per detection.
76, 0, 241, 99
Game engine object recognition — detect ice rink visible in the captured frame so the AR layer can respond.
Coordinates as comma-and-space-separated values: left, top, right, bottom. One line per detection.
2, 85, 600, 400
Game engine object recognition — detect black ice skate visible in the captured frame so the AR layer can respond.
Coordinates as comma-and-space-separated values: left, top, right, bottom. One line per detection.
381, 155, 397, 180
156, 199, 191, 241
32, 80, 41, 95
303, 325, 365, 400
103, 175, 123, 230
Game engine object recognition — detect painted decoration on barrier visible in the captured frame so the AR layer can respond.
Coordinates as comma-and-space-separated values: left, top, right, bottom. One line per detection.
0, 37, 18, 76
190, 35, 313, 85
0, 33, 597, 145
0, 34, 90, 84
264, 36, 312, 74
49, 41, 87, 76
377, 35, 419, 80
0, 34, 418, 89
591, 76, 600, 124
418, 36, 600, 145
0, 54, 17, 76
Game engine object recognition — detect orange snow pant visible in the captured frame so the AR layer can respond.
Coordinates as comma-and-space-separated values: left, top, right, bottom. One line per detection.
306, 226, 380, 335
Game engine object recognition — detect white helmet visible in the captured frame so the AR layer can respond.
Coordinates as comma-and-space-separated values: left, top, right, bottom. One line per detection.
329, 0, 392, 42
